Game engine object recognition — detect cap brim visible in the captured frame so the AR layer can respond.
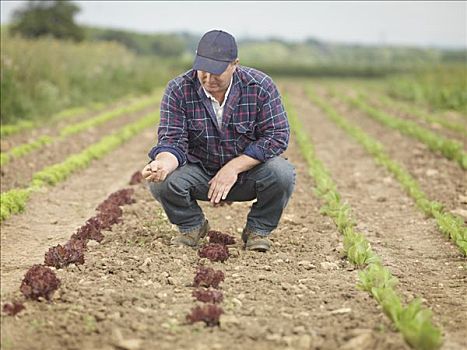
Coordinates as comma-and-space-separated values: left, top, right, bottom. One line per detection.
193, 55, 230, 75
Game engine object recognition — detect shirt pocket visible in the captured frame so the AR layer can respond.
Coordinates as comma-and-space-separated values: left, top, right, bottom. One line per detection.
234, 121, 256, 152
187, 119, 206, 145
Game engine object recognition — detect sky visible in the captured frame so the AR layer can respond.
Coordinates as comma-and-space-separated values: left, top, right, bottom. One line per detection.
1, 1, 466, 48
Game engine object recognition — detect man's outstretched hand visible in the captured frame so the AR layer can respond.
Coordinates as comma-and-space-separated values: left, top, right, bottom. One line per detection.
142, 152, 178, 183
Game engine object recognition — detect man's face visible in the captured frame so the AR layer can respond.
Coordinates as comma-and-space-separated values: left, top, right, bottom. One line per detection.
197, 59, 239, 94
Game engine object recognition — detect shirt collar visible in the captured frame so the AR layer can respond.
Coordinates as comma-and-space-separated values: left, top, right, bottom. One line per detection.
201, 76, 233, 108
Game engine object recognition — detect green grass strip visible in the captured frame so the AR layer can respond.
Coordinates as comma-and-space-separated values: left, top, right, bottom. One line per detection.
329, 89, 467, 169
0, 90, 161, 167
306, 86, 467, 255
373, 92, 467, 136
0, 111, 158, 222
0, 135, 53, 167
1, 103, 102, 138
59, 93, 158, 137
1, 120, 36, 138
285, 95, 443, 350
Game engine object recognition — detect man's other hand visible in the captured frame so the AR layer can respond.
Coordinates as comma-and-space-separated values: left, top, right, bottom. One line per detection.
208, 164, 239, 204
142, 152, 179, 182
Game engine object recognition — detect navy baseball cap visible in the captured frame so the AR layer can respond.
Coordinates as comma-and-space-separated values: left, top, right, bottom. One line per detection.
193, 30, 238, 75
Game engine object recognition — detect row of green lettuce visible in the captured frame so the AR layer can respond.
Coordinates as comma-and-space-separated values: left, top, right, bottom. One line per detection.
285, 95, 442, 350
0, 111, 158, 222
307, 87, 466, 255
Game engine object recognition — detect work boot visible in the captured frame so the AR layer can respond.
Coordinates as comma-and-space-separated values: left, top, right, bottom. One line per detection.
242, 228, 272, 252
171, 220, 210, 247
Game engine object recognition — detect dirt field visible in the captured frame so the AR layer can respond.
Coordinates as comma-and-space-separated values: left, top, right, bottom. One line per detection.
1, 81, 466, 350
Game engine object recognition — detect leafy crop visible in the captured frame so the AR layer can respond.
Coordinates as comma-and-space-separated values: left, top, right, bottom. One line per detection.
193, 267, 225, 288
186, 304, 223, 327
20, 265, 61, 301
192, 289, 224, 304
358, 264, 442, 350
198, 243, 229, 262
59, 94, 158, 137
44, 239, 86, 269
207, 231, 236, 245
71, 217, 105, 242
129, 170, 144, 185
0, 136, 53, 167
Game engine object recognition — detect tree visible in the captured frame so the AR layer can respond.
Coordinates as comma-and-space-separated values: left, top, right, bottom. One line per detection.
10, 0, 84, 41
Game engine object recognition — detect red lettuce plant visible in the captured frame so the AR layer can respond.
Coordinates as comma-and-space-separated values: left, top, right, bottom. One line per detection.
71, 217, 104, 242
198, 243, 229, 262
186, 304, 223, 327
192, 289, 223, 304
44, 239, 86, 269
193, 266, 224, 288
129, 171, 143, 185
20, 265, 61, 301
95, 207, 122, 229
207, 231, 236, 245
97, 188, 135, 211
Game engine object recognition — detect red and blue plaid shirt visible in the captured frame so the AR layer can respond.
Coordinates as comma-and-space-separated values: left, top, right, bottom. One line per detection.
148, 66, 290, 176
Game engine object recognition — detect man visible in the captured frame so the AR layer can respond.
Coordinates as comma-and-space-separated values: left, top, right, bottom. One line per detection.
142, 30, 295, 252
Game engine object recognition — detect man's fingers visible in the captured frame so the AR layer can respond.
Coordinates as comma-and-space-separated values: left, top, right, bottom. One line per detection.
208, 181, 217, 199
213, 187, 225, 204
150, 162, 161, 172
221, 185, 233, 200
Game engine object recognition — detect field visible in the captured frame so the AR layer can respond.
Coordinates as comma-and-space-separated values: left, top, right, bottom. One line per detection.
1, 78, 466, 350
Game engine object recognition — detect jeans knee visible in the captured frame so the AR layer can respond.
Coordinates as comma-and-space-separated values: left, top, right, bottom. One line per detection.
266, 157, 295, 195
148, 181, 167, 202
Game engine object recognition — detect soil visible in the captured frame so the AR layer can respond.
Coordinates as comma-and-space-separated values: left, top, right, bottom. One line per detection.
1, 81, 465, 350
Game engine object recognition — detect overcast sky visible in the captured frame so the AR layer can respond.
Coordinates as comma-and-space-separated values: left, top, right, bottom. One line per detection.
1, 1, 466, 48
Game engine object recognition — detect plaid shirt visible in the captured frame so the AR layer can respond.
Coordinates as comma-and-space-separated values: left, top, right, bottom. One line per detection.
148, 66, 289, 177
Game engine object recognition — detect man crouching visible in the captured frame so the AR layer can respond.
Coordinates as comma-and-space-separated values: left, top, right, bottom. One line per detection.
142, 30, 295, 252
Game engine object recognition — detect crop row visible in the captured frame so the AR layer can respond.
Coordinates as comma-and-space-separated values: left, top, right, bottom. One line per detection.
329, 89, 467, 169
1, 103, 105, 138
3, 184, 138, 315
0, 91, 161, 167
0, 135, 53, 167
306, 87, 467, 255
372, 91, 467, 136
187, 232, 237, 327
0, 111, 159, 222
285, 95, 442, 350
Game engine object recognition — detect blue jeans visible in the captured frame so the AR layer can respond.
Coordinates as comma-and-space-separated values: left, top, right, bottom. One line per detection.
148, 157, 295, 236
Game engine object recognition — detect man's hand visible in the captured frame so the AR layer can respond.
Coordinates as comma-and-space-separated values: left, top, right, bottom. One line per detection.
142, 152, 179, 183
208, 163, 239, 204
208, 154, 261, 205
